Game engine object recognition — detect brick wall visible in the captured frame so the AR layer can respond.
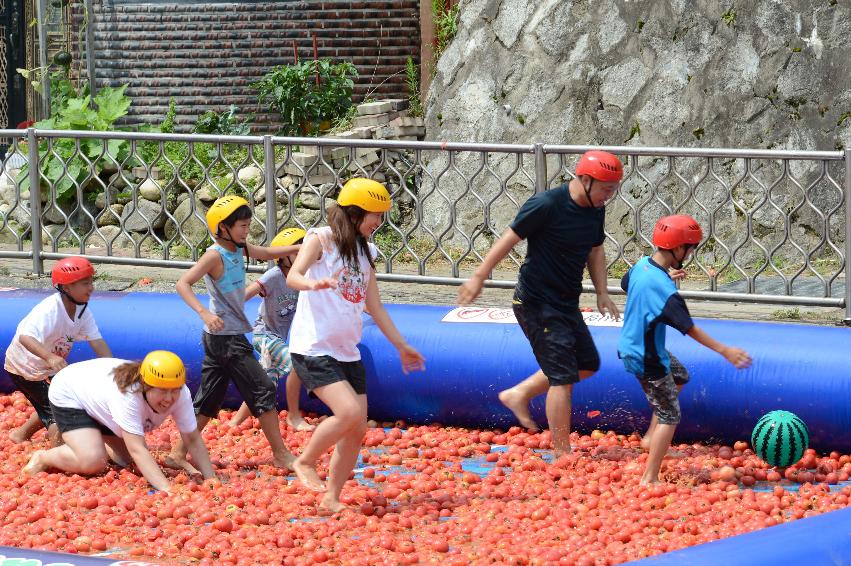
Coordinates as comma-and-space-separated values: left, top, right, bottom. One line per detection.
73, 1, 420, 133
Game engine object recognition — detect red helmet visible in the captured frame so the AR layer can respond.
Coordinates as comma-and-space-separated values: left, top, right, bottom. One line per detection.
575, 151, 624, 182
652, 215, 703, 250
52, 257, 95, 286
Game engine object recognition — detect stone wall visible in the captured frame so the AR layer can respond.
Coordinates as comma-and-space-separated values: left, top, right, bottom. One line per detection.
421, 0, 851, 267
73, 0, 421, 132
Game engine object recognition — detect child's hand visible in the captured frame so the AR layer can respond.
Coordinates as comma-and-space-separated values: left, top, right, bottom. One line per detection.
200, 311, 224, 332
457, 276, 484, 305
309, 277, 338, 291
722, 347, 752, 369
397, 343, 426, 374
669, 268, 687, 281
46, 354, 68, 372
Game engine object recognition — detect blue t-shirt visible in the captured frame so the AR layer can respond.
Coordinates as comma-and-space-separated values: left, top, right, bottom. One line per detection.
617, 257, 694, 378
510, 185, 605, 311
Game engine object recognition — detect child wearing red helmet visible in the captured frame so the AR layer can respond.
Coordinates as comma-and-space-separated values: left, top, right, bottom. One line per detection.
618, 215, 752, 484
4, 257, 112, 445
458, 150, 623, 456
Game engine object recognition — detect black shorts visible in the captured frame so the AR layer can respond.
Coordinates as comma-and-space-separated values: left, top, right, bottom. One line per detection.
290, 353, 367, 396
8, 372, 54, 427
512, 296, 600, 386
51, 403, 116, 437
195, 333, 277, 418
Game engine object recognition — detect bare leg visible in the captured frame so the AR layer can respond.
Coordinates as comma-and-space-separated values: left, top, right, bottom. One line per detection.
641, 385, 683, 452
285, 370, 314, 431
228, 403, 252, 427
24, 428, 108, 476
292, 381, 365, 493
257, 410, 295, 469
546, 384, 574, 457
641, 423, 677, 484
165, 414, 210, 474
320, 397, 368, 514
498, 370, 548, 431
10, 413, 43, 444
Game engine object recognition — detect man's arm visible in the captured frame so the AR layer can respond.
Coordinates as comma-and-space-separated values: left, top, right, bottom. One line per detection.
457, 228, 522, 305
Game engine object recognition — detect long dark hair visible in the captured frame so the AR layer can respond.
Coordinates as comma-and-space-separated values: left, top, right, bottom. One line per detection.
327, 204, 375, 270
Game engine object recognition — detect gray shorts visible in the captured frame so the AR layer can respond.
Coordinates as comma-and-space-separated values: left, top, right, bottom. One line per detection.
638, 353, 689, 425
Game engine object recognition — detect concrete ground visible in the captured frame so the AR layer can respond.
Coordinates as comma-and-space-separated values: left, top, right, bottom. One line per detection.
0, 253, 846, 326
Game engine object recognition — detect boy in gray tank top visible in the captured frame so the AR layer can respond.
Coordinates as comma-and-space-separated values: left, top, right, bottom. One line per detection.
165, 195, 302, 473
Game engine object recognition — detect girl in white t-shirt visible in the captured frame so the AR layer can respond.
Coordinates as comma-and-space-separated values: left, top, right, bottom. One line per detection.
4, 256, 112, 445
23, 351, 217, 494
287, 178, 425, 514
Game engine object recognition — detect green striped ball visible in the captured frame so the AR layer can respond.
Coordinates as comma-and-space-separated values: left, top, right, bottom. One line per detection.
751, 410, 809, 468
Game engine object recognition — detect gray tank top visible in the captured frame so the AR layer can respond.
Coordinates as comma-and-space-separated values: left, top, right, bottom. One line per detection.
203, 244, 251, 335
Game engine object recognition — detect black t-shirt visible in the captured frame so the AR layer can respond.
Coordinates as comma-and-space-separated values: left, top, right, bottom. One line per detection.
510, 185, 605, 310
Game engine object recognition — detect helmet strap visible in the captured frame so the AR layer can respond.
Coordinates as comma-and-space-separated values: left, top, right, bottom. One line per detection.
583, 178, 595, 208
218, 225, 251, 270
56, 285, 88, 320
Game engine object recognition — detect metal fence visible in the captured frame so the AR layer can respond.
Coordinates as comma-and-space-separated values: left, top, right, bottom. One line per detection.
1, 128, 849, 320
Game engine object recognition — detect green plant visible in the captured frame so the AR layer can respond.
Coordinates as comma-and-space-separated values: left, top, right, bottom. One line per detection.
771, 307, 801, 320
17, 79, 132, 200
405, 57, 423, 117
721, 9, 736, 26
625, 121, 641, 142
254, 59, 358, 136
194, 105, 253, 136
693, 127, 705, 139
432, 0, 460, 66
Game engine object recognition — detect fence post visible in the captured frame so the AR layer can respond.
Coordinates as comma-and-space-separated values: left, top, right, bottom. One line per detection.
844, 149, 851, 325
27, 128, 43, 275
263, 135, 277, 245
534, 143, 547, 194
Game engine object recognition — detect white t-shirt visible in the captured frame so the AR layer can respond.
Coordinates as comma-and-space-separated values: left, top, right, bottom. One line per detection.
289, 226, 377, 361
4, 293, 102, 381
48, 358, 197, 438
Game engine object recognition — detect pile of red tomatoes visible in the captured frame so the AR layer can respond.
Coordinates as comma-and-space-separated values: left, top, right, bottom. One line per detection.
0, 391, 849, 565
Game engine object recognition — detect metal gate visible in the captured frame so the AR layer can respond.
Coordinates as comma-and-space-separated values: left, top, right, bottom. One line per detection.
1, 0, 26, 157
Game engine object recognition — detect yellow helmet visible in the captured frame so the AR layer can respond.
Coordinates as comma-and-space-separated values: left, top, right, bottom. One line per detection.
337, 178, 391, 213
206, 195, 249, 235
270, 227, 307, 247
140, 350, 186, 389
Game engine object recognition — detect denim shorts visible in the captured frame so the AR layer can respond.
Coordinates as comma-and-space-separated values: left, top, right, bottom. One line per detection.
512, 295, 600, 386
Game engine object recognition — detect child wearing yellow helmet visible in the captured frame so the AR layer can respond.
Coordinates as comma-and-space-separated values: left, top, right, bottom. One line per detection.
228, 227, 315, 432
166, 195, 301, 473
286, 178, 425, 514
24, 352, 218, 494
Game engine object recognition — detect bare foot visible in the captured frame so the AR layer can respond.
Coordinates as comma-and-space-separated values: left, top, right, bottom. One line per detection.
640, 437, 651, 451
292, 459, 326, 492
640, 478, 662, 486
163, 454, 200, 475
23, 450, 48, 475
105, 445, 129, 468
287, 417, 316, 432
318, 496, 349, 515
8, 428, 30, 444
498, 388, 540, 431
273, 450, 296, 471
553, 445, 573, 460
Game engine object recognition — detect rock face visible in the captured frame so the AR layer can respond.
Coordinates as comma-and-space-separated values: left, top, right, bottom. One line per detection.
423, 0, 851, 265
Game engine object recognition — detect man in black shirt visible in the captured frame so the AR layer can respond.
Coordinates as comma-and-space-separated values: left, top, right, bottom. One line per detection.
457, 150, 623, 456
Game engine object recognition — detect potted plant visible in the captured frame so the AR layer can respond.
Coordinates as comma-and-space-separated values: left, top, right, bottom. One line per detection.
254, 59, 358, 136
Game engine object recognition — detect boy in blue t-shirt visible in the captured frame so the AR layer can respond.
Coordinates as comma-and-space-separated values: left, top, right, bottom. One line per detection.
618, 214, 751, 484
229, 228, 315, 432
